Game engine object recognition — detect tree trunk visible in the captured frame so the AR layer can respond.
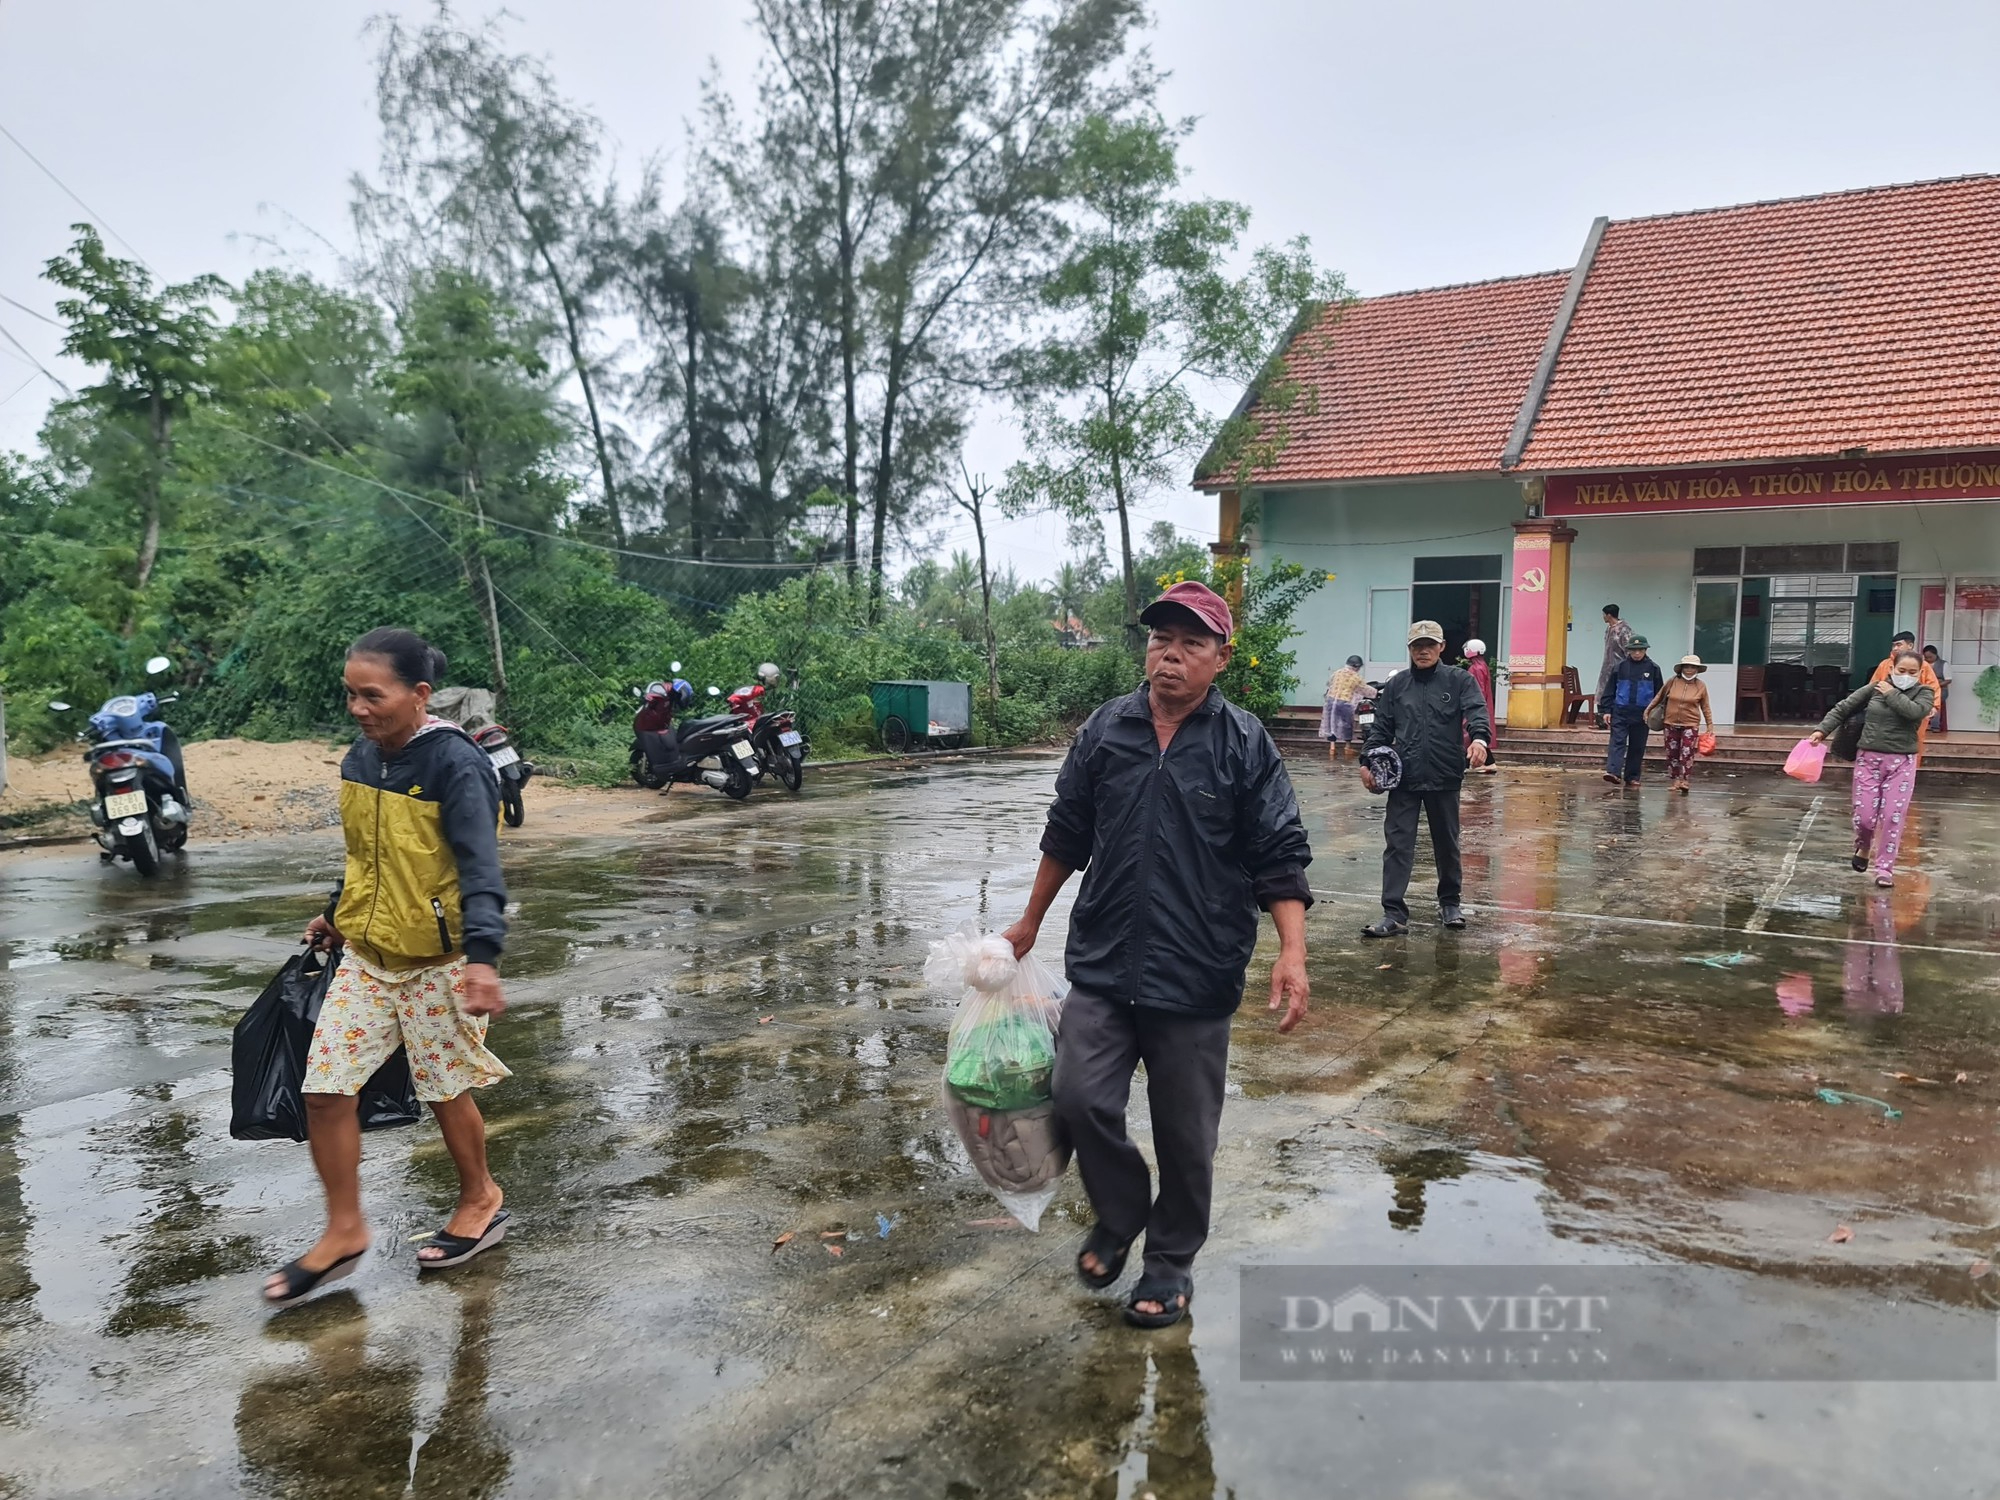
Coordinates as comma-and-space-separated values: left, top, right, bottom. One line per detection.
124, 388, 169, 637
971, 493, 998, 707
1113, 478, 1139, 658
684, 298, 704, 561
136, 390, 167, 592
468, 485, 508, 701
865, 335, 909, 623
517, 193, 624, 548
830, 7, 862, 581
1107, 386, 1140, 656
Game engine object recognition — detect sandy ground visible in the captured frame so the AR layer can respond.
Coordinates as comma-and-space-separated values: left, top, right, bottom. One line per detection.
0, 737, 663, 848
0, 736, 998, 855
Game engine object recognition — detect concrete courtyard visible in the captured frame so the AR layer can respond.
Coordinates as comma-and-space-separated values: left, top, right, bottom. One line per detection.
3, 753, 1999, 1498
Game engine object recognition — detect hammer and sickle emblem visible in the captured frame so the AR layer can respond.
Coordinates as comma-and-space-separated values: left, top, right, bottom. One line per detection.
1520, 567, 1547, 593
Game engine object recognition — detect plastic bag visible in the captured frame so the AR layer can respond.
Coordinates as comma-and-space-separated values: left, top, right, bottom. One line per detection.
1783, 738, 1827, 783
1697, 731, 1717, 756
928, 923, 1070, 1230
230, 950, 422, 1141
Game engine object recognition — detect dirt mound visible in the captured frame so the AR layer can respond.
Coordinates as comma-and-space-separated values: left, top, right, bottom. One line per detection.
0, 735, 687, 856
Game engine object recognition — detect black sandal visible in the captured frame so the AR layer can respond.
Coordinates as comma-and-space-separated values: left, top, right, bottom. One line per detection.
1124, 1272, 1193, 1329
416, 1209, 510, 1271
262, 1247, 366, 1308
1076, 1224, 1132, 1290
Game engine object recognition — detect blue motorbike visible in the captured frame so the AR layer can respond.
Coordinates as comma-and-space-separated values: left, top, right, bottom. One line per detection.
49, 656, 192, 877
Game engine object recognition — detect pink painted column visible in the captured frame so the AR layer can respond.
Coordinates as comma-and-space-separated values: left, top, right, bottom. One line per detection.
1504, 520, 1577, 728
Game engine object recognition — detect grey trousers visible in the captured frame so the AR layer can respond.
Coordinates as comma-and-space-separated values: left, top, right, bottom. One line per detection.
1052, 987, 1233, 1281
1380, 786, 1462, 922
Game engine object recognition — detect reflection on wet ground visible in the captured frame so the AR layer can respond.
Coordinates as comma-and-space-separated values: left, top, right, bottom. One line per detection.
4, 759, 2000, 1496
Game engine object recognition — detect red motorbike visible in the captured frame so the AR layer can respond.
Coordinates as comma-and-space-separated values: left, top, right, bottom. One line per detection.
471, 723, 533, 827
727, 680, 808, 792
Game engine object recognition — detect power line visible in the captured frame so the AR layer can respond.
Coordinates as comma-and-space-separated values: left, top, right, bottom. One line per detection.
0, 315, 72, 396
0, 121, 141, 256
0, 292, 61, 328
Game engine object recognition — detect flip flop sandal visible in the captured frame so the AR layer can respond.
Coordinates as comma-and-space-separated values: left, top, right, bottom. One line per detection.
417, 1209, 511, 1271
263, 1247, 366, 1309
1123, 1273, 1193, 1330
1075, 1225, 1133, 1290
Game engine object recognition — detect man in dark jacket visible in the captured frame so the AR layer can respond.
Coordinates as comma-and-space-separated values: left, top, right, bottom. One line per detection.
1360, 620, 1491, 938
1003, 580, 1312, 1330
1603, 634, 1664, 786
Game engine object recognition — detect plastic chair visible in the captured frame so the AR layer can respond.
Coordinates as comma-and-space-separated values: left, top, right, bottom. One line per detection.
1561, 666, 1596, 726
1736, 665, 1772, 722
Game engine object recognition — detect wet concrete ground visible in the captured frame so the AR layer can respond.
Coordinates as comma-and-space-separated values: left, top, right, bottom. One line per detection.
4, 756, 2000, 1498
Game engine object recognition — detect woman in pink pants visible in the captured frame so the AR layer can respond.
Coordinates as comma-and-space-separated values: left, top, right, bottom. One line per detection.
1810, 648, 1934, 888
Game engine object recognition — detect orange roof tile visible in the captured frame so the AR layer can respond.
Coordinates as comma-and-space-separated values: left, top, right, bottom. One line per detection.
1198, 272, 1569, 487
1519, 175, 2000, 471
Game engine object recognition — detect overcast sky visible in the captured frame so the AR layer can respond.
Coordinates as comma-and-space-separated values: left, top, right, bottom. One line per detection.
4, 0, 1997, 579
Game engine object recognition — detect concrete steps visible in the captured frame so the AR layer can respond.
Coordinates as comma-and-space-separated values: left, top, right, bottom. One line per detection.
1273, 708, 2000, 786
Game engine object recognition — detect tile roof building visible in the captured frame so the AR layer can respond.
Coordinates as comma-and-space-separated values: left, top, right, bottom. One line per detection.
1517, 176, 2000, 472
1203, 174, 2000, 732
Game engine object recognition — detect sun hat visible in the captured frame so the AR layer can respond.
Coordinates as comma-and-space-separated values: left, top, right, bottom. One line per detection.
1363, 745, 1402, 793
1406, 620, 1444, 646
1675, 654, 1705, 672
1139, 580, 1233, 640
1462, 638, 1486, 657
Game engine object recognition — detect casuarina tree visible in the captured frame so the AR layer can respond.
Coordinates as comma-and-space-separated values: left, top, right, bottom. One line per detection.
355, 11, 629, 545
746, 0, 1150, 618
43, 224, 222, 626
1004, 114, 1345, 652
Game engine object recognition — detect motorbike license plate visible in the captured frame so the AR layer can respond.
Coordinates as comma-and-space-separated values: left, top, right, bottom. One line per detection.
488, 746, 521, 768
778, 730, 802, 747
104, 790, 148, 818
731, 740, 755, 761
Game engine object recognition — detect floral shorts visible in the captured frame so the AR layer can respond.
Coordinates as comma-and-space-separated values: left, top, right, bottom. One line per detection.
306, 956, 512, 1103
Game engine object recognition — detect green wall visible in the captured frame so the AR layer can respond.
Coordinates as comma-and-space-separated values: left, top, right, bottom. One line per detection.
1250, 478, 1520, 695
1739, 577, 1769, 666
1247, 486, 2000, 712
1852, 573, 1898, 673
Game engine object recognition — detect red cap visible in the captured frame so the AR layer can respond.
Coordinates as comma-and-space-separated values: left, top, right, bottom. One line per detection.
1139, 580, 1234, 640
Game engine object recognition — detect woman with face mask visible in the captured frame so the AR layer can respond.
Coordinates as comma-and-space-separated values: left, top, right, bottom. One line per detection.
1810, 649, 1935, 887
1654, 654, 1713, 793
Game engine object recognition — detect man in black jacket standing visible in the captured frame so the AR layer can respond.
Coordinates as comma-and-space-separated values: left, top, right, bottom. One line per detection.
1361, 620, 1491, 938
1003, 580, 1312, 1330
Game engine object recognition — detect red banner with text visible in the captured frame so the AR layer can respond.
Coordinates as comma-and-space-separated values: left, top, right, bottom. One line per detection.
1545, 452, 2000, 517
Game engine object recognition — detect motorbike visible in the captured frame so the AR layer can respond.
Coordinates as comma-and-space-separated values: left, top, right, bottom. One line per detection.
473, 723, 535, 827
49, 655, 191, 877
628, 665, 762, 800
728, 664, 808, 792
426, 685, 534, 827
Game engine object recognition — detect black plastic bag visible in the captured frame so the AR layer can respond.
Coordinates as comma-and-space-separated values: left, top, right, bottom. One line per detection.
230, 950, 422, 1141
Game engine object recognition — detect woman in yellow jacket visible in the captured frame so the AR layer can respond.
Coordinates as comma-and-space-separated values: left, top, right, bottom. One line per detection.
264, 628, 513, 1306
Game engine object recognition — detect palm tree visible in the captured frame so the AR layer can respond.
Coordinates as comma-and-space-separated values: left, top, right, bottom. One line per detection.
1051, 562, 1086, 646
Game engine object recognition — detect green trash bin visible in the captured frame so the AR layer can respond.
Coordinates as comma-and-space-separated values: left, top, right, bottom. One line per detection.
869, 681, 972, 752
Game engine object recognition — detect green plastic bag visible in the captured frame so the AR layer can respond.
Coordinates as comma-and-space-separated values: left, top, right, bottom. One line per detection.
946, 1006, 1058, 1110
928, 923, 1068, 1113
